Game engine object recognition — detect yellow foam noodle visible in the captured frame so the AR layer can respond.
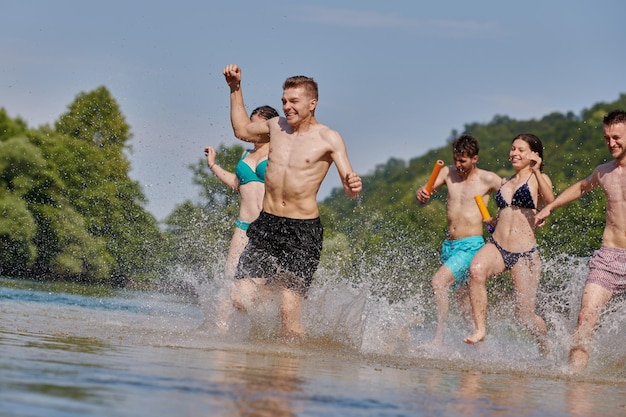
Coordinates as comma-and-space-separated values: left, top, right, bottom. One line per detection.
474, 195, 490, 220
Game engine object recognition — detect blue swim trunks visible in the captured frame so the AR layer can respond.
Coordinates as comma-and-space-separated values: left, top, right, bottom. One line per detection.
441, 236, 485, 290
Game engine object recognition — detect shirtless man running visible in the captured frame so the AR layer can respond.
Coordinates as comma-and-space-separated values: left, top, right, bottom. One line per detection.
535, 109, 626, 372
222, 64, 362, 340
416, 134, 501, 346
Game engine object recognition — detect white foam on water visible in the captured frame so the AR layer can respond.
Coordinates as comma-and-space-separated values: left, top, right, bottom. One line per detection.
182, 250, 626, 380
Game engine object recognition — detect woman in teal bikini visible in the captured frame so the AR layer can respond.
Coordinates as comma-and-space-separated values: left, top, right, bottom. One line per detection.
463, 133, 555, 356
205, 105, 279, 278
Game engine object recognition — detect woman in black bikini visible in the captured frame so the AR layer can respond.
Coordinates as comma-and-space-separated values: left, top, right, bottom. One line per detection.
463, 133, 555, 356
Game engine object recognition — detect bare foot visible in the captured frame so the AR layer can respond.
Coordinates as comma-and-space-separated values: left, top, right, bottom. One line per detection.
463, 331, 486, 345
215, 319, 230, 335
568, 348, 589, 373
279, 330, 303, 344
538, 338, 553, 359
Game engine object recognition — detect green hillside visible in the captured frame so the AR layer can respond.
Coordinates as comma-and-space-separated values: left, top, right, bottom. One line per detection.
2, 87, 624, 290
317, 93, 626, 294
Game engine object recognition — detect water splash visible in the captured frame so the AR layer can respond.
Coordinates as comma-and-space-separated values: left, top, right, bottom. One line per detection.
187, 249, 626, 380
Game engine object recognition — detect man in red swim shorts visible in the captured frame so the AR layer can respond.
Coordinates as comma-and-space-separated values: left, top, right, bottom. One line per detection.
536, 109, 626, 373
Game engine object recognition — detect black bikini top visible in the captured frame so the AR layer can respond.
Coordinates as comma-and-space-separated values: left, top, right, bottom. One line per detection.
495, 175, 536, 210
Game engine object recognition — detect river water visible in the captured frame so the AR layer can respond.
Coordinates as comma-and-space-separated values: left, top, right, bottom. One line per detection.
1, 265, 625, 417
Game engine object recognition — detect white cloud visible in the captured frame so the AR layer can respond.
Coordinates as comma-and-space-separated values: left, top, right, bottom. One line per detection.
296, 6, 501, 38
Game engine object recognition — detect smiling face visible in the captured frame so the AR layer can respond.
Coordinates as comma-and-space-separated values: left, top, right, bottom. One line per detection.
453, 153, 478, 177
281, 86, 317, 127
509, 138, 533, 169
603, 121, 626, 162
509, 133, 544, 172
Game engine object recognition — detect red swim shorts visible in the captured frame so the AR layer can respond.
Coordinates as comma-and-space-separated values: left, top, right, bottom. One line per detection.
586, 246, 626, 294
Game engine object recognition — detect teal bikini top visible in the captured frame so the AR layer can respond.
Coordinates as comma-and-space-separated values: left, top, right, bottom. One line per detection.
235, 150, 267, 185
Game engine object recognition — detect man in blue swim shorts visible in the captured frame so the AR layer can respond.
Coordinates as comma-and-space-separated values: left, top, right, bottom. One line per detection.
441, 236, 486, 290
223, 64, 362, 340
416, 135, 501, 347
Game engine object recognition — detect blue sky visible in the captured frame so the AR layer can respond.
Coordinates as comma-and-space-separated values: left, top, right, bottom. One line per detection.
2, 0, 624, 220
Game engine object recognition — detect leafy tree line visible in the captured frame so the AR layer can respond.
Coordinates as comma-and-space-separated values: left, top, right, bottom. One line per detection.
162, 144, 244, 279
2, 86, 624, 292
169, 93, 626, 300
0, 87, 166, 286
313, 93, 626, 298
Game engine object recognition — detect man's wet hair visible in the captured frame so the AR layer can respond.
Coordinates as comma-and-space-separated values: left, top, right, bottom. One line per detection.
283, 76, 318, 100
603, 109, 626, 126
452, 134, 479, 157
251, 105, 279, 120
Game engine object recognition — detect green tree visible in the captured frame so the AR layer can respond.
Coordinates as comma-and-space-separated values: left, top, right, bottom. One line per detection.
314, 93, 626, 301
0, 130, 111, 280
163, 145, 245, 275
0, 136, 45, 275
0, 109, 28, 142
55, 86, 130, 147
1, 86, 166, 285
51, 86, 164, 285
155, 93, 626, 305
0, 194, 37, 275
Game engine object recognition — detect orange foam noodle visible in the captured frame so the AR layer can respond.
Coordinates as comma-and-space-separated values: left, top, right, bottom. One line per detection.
424, 160, 444, 194
474, 195, 491, 220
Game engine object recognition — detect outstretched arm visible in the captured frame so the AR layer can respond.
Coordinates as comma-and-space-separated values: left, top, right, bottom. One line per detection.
535, 171, 597, 227
223, 64, 270, 143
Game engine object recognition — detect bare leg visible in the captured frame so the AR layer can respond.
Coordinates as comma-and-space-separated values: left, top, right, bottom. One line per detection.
464, 280, 488, 344
215, 227, 249, 330
279, 288, 304, 341
231, 278, 269, 311
430, 266, 455, 347
569, 283, 613, 373
455, 284, 472, 325
464, 244, 504, 344
224, 228, 248, 280
510, 254, 549, 356
214, 281, 236, 332
568, 348, 589, 373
